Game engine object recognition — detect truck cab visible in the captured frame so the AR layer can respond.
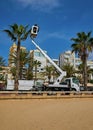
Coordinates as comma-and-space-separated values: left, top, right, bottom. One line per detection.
65, 77, 80, 91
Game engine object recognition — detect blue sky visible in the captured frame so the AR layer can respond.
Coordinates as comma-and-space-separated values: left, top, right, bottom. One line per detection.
0, 0, 93, 64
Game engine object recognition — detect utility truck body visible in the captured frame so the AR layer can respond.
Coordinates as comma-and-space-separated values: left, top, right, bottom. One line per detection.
31, 39, 80, 91
6, 25, 80, 91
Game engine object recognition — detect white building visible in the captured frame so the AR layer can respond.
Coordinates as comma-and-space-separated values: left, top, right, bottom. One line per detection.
59, 50, 93, 80
30, 49, 47, 73
59, 50, 75, 68
30, 49, 59, 72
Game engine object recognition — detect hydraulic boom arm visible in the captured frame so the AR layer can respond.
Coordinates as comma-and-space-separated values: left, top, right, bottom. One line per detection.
31, 39, 66, 84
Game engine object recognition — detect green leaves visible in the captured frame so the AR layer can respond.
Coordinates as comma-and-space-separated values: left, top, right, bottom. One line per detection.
62, 63, 75, 77
0, 56, 6, 66
71, 31, 93, 87
4, 24, 30, 42
3, 24, 31, 89
71, 31, 93, 59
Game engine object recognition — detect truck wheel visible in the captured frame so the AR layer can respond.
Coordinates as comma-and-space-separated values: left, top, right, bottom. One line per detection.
60, 89, 64, 91
71, 88, 76, 91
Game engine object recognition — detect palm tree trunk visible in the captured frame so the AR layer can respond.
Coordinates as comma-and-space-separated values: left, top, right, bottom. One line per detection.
35, 65, 37, 80
34, 65, 37, 86
83, 54, 88, 90
14, 39, 20, 90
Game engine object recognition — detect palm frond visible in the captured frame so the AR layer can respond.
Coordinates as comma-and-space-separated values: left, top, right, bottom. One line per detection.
21, 29, 31, 41
3, 29, 16, 41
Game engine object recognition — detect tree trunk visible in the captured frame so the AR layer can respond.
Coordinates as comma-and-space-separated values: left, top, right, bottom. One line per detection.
34, 65, 37, 86
14, 79, 19, 90
35, 65, 37, 80
83, 55, 88, 90
14, 40, 20, 90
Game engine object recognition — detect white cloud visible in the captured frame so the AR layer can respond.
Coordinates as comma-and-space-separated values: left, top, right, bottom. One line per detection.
16, 0, 60, 12
48, 32, 63, 39
48, 32, 70, 41
36, 31, 70, 45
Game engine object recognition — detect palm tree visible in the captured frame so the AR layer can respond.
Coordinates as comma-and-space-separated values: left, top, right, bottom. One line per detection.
88, 68, 93, 84
4, 24, 30, 90
33, 60, 41, 80
45, 66, 53, 82
0, 56, 6, 79
10, 67, 16, 79
9, 49, 31, 80
45, 65, 58, 83
26, 57, 34, 80
71, 31, 93, 88
19, 50, 30, 79
0, 56, 6, 66
0, 57, 6, 85
62, 63, 76, 77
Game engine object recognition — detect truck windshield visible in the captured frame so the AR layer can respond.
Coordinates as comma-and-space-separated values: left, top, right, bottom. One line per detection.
72, 77, 79, 86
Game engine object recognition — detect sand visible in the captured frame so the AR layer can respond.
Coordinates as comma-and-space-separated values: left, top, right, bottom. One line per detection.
0, 98, 93, 130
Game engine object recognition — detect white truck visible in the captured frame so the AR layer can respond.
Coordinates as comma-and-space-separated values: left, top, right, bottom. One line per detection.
31, 39, 80, 91
6, 25, 80, 91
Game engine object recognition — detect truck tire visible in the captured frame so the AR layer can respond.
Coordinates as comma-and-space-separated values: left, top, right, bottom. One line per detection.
71, 88, 76, 91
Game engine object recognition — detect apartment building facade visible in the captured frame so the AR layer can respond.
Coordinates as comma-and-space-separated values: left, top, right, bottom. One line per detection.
59, 50, 93, 79
59, 50, 75, 68
8, 43, 93, 80
30, 49, 47, 73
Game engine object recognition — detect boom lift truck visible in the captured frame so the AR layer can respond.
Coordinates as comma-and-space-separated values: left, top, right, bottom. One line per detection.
31, 25, 80, 91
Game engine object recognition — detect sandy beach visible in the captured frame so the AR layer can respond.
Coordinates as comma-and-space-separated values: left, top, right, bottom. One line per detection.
0, 98, 93, 130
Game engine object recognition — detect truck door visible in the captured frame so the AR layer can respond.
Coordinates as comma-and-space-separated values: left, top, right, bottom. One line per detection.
65, 79, 71, 88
